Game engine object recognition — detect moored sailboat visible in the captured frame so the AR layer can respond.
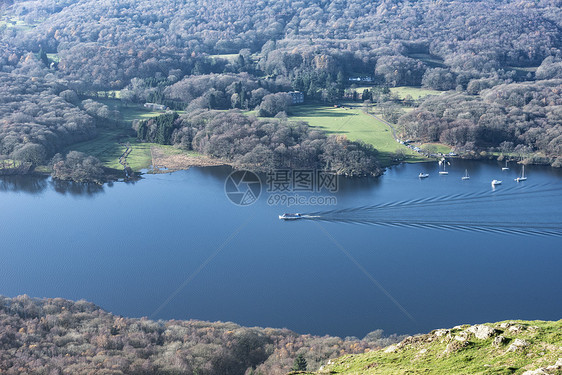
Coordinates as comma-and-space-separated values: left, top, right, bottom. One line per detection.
502, 160, 509, 171
515, 165, 527, 182
439, 159, 449, 175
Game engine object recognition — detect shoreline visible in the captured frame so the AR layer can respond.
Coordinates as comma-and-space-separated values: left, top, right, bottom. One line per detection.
2, 151, 558, 185
148, 146, 228, 173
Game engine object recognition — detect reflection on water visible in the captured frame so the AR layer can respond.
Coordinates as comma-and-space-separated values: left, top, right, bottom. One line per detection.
0, 175, 49, 194
50, 179, 105, 196
0, 175, 108, 196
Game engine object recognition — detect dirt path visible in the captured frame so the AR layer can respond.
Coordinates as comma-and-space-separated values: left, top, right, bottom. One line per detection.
118, 142, 132, 178
368, 112, 398, 140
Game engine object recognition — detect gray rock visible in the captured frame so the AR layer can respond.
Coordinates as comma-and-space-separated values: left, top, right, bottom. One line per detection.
467, 324, 497, 340
507, 338, 529, 352
493, 335, 506, 347
384, 345, 398, 353
434, 329, 449, 337
508, 324, 525, 333
521, 358, 562, 375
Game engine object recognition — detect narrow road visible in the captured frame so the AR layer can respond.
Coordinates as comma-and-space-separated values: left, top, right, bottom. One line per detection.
118, 142, 132, 179
367, 111, 398, 141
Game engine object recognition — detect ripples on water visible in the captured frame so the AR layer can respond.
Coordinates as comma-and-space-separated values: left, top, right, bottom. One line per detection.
305, 183, 562, 237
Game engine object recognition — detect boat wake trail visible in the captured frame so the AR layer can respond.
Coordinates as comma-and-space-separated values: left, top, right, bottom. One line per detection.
302, 184, 562, 237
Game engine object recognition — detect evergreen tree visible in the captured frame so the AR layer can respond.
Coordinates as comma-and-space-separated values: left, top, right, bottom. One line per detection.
292, 353, 307, 372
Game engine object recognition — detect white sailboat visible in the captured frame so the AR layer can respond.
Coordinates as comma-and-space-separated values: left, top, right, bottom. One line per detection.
461, 169, 470, 180
439, 159, 449, 175
515, 165, 527, 182
502, 160, 509, 171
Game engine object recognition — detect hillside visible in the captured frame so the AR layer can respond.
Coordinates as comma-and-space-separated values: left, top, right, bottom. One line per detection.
0, 295, 403, 375
1, 0, 561, 173
313, 320, 562, 375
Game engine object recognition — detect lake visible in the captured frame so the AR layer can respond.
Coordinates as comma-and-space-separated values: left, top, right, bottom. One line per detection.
1, 159, 561, 338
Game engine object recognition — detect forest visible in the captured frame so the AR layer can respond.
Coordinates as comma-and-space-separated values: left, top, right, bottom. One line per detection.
134, 110, 381, 176
0, 0, 561, 176
0, 295, 403, 375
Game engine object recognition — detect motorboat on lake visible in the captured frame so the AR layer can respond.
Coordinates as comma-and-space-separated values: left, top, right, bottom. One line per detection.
279, 213, 302, 220
419, 173, 429, 178
491, 179, 502, 186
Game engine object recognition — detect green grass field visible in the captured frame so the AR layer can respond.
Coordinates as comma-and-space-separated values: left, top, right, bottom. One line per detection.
96, 99, 165, 122
350, 86, 375, 93
350, 86, 444, 100
63, 125, 183, 171
46, 53, 60, 63
416, 142, 452, 154
390, 86, 444, 100
288, 104, 426, 166
0, 16, 35, 31
208, 54, 239, 62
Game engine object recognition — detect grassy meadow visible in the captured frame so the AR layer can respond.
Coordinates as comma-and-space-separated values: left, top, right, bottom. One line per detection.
288, 104, 426, 166
389, 86, 444, 100
63, 100, 170, 171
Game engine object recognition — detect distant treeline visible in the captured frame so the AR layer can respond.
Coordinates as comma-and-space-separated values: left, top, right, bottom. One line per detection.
1, 0, 561, 168
134, 110, 382, 176
397, 79, 562, 166
0, 295, 403, 375
4, 0, 559, 89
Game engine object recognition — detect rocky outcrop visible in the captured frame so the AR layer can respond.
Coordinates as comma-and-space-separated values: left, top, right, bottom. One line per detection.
467, 324, 498, 340
507, 338, 530, 352
317, 320, 562, 375
522, 358, 562, 375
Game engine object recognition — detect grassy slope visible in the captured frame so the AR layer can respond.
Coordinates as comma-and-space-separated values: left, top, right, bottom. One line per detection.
288, 104, 425, 166
314, 320, 562, 375
390, 86, 444, 100
415, 142, 452, 154
208, 53, 239, 62
63, 100, 177, 171
350, 86, 444, 100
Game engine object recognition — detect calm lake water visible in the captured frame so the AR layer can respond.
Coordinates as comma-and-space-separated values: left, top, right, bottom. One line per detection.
1, 159, 561, 337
